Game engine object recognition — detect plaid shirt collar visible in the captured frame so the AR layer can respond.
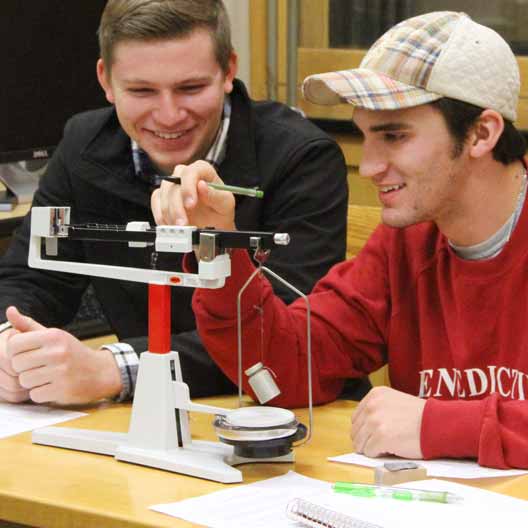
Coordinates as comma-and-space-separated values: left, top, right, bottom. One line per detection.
131, 94, 231, 186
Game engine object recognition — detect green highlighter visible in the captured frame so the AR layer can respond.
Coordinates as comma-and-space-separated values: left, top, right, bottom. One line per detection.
332, 482, 463, 504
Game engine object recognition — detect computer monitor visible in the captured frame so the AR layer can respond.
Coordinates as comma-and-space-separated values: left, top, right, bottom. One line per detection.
1, 0, 108, 197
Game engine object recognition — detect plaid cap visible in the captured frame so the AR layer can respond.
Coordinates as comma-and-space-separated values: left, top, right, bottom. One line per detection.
302, 11, 520, 121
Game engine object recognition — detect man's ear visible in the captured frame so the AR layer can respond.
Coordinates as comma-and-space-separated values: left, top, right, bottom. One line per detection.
468, 110, 504, 159
222, 51, 238, 94
96, 59, 115, 104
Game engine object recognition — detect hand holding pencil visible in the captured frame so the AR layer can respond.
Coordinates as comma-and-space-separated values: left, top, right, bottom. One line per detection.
160, 176, 263, 199
151, 160, 239, 230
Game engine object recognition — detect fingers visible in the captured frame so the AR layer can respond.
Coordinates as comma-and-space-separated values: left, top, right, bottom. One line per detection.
27, 383, 56, 404
152, 180, 186, 225
160, 166, 188, 225
6, 328, 119, 405
0, 368, 29, 403
6, 328, 67, 403
351, 422, 372, 455
152, 161, 224, 225
6, 306, 45, 333
3, 331, 55, 403
196, 179, 236, 218
178, 160, 218, 208
17, 364, 56, 404
350, 387, 390, 458
0, 325, 28, 401
0, 329, 19, 376
10, 345, 48, 375
352, 415, 387, 458
0, 312, 86, 405
6, 328, 58, 363
151, 188, 162, 225
350, 402, 365, 441
350, 400, 378, 455
350, 386, 425, 459
0, 386, 30, 403
351, 392, 368, 431
153, 168, 191, 226
18, 364, 52, 390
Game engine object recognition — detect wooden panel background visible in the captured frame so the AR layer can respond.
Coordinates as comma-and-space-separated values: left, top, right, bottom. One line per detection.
249, 4, 528, 211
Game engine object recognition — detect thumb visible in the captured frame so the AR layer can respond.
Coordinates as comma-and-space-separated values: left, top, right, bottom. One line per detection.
197, 180, 236, 217
6, 306, 45, 333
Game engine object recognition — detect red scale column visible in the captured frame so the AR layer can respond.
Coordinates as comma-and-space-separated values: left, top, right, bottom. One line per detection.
148, 283, 171, 354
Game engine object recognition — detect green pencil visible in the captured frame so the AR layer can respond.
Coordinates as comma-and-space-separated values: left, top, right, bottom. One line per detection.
161, 176, 264, 199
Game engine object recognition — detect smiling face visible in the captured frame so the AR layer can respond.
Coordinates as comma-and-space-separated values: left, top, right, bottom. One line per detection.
97, 29, 237, 174
354, 104, 470, 230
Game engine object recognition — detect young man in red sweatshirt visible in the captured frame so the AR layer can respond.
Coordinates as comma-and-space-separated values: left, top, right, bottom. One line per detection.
151, 11, 528, 469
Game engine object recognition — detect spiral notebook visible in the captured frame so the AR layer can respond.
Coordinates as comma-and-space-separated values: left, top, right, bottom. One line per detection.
286, 497, 382, 528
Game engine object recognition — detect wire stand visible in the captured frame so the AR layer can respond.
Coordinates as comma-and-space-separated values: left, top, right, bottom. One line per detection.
236, 257, 313, 446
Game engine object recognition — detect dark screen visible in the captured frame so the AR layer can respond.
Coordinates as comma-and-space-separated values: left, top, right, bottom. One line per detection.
1, 1, 109, 163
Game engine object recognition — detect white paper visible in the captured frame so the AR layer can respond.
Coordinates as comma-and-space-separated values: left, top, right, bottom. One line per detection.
0, 401, 86, 438
150, 471, 330, 528
150, 471, 528, 528
328, 453, 528, 479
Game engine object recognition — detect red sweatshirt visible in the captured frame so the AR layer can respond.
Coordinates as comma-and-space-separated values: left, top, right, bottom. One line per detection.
193, 204, 528, 469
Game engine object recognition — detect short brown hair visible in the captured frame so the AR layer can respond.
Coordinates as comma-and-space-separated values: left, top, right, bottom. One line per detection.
431, 98, 527, 165
98, 0, 233, 73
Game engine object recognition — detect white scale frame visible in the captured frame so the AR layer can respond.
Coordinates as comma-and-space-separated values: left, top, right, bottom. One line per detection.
29, 206, 306, 483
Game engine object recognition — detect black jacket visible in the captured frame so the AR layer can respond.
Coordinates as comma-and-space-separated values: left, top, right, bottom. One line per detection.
0, 80, 350, 396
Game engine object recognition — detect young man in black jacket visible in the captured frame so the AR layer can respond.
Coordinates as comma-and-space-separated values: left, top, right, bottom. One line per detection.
0, 0, 351, 404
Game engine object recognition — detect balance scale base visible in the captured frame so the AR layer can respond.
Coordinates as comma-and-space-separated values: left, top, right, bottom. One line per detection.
31, 351, 295, 483
32, 426, 293, 483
